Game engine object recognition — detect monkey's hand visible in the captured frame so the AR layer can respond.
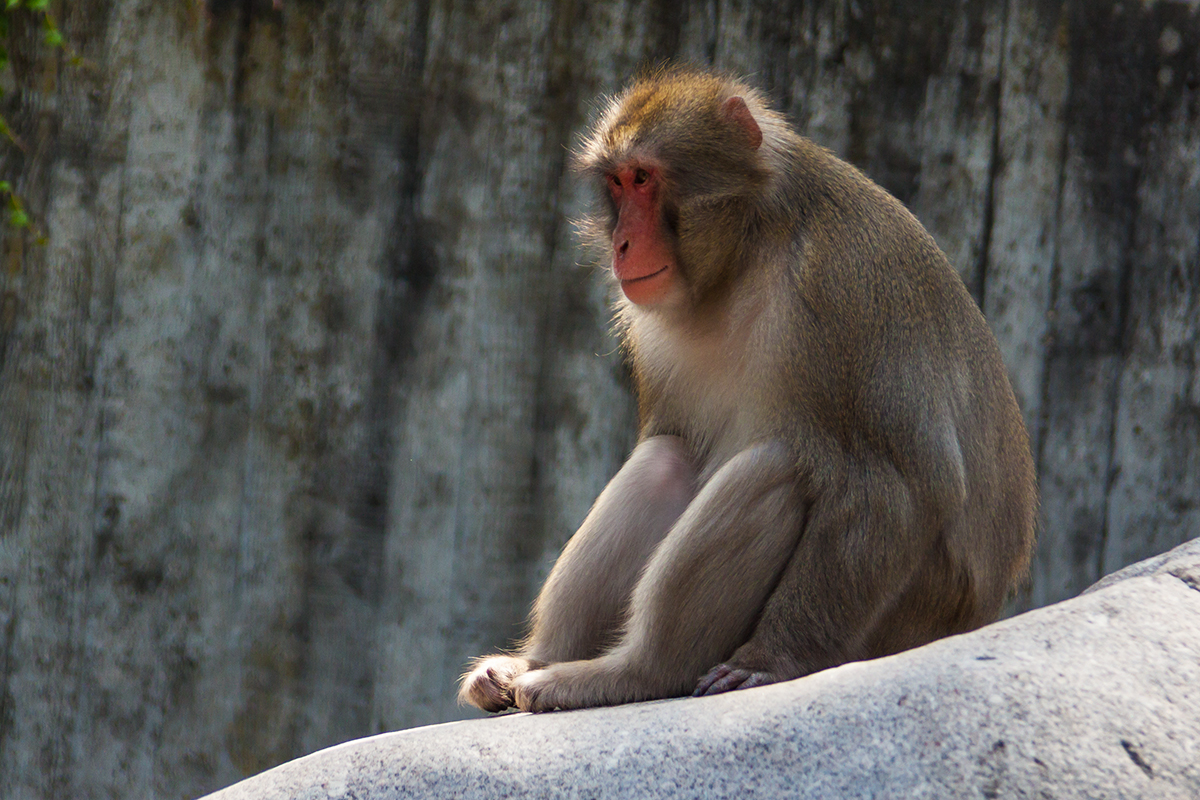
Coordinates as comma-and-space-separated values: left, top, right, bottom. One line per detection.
457, 655, 535, 712
692, 663, 782, 696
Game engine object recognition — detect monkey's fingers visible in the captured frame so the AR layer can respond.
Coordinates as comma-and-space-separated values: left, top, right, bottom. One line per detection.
458, 668, 513, 712
692, 663, 775, 696
458, 655, 532, 712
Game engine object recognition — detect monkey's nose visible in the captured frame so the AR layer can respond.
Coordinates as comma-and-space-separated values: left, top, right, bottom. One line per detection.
616, 238, 630, 259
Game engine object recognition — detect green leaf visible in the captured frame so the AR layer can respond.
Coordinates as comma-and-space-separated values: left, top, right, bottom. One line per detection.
9, 207, 29, 228
4, 0, 19, 10
44, 28, 62, 47
0, 181, 11, 193
26, 0, 49, 11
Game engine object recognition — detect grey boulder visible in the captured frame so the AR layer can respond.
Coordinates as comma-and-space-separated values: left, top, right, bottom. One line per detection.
203, 537, 1200, 799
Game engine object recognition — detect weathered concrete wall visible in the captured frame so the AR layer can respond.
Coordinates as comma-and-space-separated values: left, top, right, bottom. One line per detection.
0, 1, 1197, 798
201, 538, 1200, 800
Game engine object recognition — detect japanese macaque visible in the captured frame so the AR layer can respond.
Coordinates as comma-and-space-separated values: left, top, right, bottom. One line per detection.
459, 68, 1036, 713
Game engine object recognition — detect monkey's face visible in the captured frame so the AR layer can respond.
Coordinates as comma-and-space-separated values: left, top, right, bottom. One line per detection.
576, 69, 771, 310
606, 160, 683, 306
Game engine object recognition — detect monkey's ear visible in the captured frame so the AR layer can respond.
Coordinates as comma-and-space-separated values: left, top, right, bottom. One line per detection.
722, 96, 763, 149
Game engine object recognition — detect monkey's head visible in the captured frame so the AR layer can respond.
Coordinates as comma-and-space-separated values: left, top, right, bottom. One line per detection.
575, 69, 780, 310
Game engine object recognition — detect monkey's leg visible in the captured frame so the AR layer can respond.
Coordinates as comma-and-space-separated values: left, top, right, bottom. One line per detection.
458, 435, 696, 712
695, 454, 931, 696
510, 441, 804, 712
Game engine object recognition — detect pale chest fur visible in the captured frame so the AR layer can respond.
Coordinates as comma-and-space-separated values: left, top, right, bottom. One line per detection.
627, 294, 788, 475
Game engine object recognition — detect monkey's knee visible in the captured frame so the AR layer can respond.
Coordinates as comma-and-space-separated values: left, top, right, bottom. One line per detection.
627, 435, 697, 507
458, 655, 533, 713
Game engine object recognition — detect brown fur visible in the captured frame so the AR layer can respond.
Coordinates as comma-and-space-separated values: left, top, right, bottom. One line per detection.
459, 67, 1036, 713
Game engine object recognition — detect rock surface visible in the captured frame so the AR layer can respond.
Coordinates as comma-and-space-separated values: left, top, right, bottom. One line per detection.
202, 538, 1200, 799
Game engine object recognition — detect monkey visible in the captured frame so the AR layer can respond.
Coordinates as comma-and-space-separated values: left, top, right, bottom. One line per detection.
459, 67, 1036, 714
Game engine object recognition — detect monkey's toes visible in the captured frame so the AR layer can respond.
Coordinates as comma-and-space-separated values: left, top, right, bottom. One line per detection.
510, 670, 561, 713
693, 663, 776, 696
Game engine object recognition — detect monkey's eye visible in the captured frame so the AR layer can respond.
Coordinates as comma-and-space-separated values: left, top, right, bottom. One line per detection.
608, 174, 622, 189
633, 168, 649, 185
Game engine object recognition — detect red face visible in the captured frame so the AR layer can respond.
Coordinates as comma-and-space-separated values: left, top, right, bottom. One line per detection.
608, 164, 677, 306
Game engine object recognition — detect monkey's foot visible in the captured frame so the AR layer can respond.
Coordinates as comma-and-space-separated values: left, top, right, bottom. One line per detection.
692, 663, 780, 696
511, 660, 641, 712
512, 657, 693, 712
511, 665, 590, 713
458, 655, 534, 712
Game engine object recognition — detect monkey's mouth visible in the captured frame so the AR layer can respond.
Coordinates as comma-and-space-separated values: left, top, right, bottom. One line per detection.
619, 265, 669, 284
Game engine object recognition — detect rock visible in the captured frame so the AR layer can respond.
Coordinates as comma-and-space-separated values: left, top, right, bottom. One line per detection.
202, 538, 1200, 799
1083, 536, 1200, 595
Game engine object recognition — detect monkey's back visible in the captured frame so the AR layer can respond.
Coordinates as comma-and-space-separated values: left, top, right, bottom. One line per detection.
775, 139, 1037, 625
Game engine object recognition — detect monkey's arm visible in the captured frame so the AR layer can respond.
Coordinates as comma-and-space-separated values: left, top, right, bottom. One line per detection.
511, 440, 807, 712
458, 435, 695, 712
525, 435, 698, 664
